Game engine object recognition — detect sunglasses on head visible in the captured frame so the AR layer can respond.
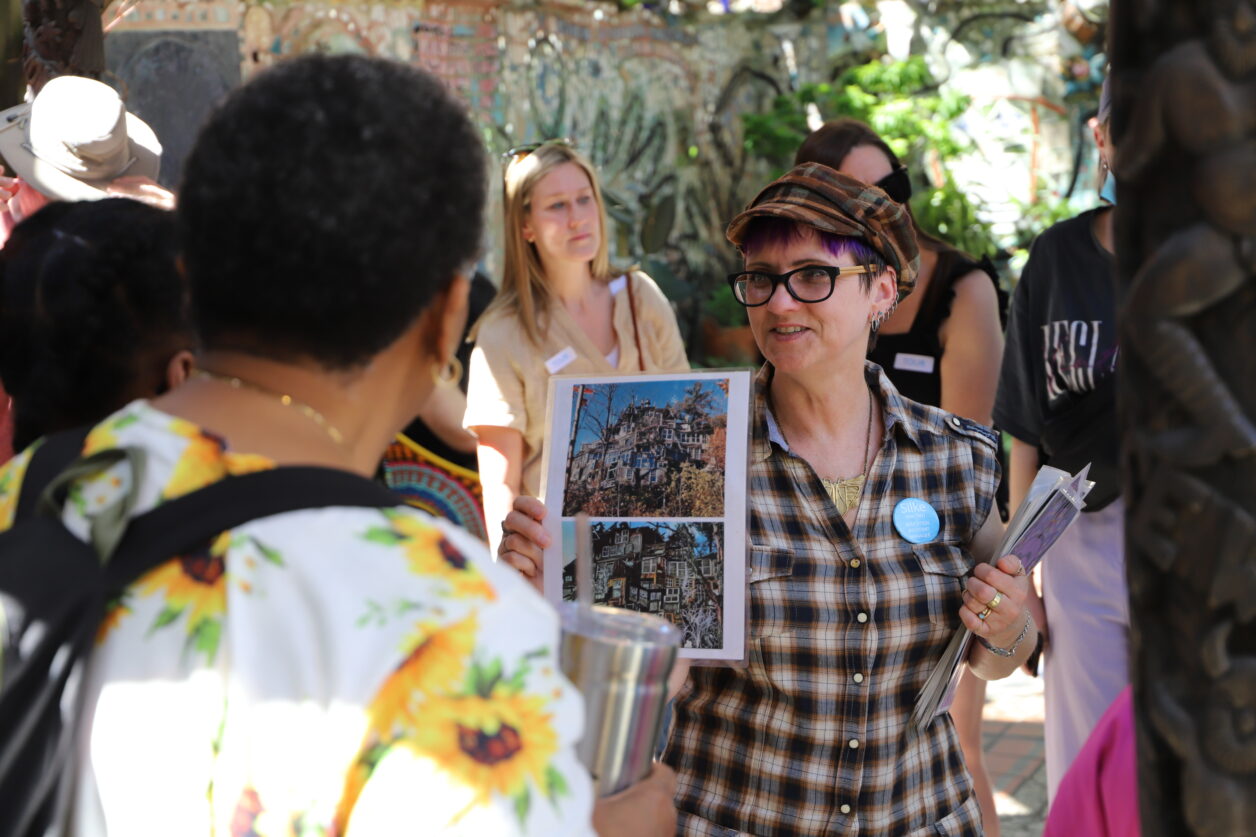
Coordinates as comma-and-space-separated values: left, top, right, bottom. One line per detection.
500, 137, 576, 167
874, 165, 912, 205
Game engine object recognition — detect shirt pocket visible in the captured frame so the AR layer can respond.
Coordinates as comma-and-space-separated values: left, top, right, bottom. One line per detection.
911, 541, 973, 628
747, 544, 796, 638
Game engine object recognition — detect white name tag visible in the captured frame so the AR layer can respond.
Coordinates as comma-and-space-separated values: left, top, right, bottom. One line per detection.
893, 352, 936, 374
545, 346, 578, 374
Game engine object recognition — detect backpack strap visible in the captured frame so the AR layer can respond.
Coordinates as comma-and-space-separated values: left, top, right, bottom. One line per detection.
105, 466, 402, 587
13, 427, 92, 524
0, 465, 405, 835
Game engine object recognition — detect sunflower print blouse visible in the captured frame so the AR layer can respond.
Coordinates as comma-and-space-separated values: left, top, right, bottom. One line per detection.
0, 402, 594, 836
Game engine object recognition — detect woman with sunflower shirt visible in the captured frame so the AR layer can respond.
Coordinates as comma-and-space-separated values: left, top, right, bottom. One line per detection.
0, 57, 676, 836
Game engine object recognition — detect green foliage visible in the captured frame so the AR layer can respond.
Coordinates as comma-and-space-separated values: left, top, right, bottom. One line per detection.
1009, 189, 1086, 252
705, 283, 748, 328
912, 175, 998, 258
741, 56, 1000, 257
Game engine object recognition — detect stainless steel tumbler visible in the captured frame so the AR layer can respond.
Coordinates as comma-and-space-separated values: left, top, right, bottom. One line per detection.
558, 602, 680, 797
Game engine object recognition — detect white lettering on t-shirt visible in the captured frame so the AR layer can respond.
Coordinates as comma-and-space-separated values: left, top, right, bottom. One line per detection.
1041, 319, 1117, 399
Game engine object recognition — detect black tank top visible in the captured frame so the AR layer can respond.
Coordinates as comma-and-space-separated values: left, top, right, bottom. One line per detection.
870, 251, 1009, 519
868, 251, 1003, 406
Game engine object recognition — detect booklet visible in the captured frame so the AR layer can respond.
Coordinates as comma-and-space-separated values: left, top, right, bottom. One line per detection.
910, 465, 1095, 731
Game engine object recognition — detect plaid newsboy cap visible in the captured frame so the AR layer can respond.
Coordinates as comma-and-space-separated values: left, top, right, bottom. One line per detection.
726, 162, 920, 302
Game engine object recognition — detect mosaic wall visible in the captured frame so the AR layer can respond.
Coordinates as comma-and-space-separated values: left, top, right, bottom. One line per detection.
102, 0, 1105, 347
106, 0, 846, 324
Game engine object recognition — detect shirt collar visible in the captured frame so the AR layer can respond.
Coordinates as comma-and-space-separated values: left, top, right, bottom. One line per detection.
752, 361, 922, 463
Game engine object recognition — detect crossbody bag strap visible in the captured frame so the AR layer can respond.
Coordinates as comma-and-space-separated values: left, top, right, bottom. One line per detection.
624, 272, 645, 372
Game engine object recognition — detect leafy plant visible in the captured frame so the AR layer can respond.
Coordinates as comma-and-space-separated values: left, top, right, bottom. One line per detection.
741, 56, 1000, 257
912, 175, 998, 258
704, 283, 748, 328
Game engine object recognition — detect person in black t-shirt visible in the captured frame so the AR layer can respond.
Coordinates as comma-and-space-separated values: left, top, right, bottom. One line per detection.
795, 118, 1007, 837
994, 82, 1126, 803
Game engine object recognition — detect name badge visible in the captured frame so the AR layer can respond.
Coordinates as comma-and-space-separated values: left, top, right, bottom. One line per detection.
893, 497, 940, 544
893, 352, 936, 374
545, 346, 578, 375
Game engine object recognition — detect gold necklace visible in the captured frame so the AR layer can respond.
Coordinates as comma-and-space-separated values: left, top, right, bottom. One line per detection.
194, 369, 345, 446
820, 388, 875, 515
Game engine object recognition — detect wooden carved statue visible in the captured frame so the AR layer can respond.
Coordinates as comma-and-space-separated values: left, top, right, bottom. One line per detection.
21, 0, 104, 93
1111, 0, 1256, 833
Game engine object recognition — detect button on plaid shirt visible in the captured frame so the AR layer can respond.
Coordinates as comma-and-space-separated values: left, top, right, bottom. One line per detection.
664, 363, 1000, 836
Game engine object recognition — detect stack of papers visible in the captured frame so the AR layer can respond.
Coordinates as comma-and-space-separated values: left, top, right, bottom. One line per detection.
910, 464, 1095, 732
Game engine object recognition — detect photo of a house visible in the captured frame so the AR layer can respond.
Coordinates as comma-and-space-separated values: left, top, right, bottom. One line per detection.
561, 520, 724, 650
561, 378, 728, 518
541, 369, 751, 661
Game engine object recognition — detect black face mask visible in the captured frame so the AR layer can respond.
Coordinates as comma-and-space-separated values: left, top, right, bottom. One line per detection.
874, 166, 912, 205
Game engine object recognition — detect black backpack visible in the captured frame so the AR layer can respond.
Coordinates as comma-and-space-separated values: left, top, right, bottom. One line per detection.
0, 428, 402, 836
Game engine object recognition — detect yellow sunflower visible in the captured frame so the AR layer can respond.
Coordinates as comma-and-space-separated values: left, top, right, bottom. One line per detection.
387, 514, 495, 601
95, 598, 131, 645
82, 413, 130, 456
405, 689, 559, 805
368, 614, 478, 737
163, 432, 230, 499
136, 530, 231, 631
223, 451, 274, 476
0, 447, 35, 530
336, 614, 479, 827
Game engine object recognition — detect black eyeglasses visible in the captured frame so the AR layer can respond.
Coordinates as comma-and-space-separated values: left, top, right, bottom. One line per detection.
727, 265, 869, 307
501, 137, 575, 167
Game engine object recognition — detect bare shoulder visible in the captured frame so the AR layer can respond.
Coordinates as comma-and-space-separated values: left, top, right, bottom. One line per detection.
940, 269, 1001, 346
951, 268, 1000, 311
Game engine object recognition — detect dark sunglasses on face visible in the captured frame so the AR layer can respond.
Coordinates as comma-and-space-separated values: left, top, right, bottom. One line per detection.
727, 264, 870, 307
874, 166, 912, 205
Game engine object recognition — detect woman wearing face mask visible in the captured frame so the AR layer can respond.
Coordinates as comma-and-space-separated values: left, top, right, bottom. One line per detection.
465, 141, 688, 585
795, 117, 1007, 835
995, 80, 1123, 801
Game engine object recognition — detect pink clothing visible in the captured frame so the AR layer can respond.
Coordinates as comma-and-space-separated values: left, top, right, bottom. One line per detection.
1043, 686, 1140, 837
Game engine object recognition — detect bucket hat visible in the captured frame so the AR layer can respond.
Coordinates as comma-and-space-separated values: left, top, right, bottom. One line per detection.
0, 75, 161, 202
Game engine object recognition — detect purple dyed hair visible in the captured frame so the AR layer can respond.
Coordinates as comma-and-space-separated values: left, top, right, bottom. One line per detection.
738, 216, 886, 291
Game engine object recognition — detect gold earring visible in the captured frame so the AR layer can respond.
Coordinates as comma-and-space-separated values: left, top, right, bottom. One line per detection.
433, 356, 464, 387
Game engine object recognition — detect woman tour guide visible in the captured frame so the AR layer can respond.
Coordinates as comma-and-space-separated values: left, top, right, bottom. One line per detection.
504, 162, 1036, 835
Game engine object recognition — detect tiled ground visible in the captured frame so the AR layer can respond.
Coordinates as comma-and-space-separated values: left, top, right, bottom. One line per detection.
983, 670, 1048, 836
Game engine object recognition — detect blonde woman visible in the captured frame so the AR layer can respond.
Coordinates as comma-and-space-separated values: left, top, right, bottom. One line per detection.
466, 141, 688, 585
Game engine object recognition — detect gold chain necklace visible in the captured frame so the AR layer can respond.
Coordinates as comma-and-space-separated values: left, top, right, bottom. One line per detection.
194, 369, 345, 446
819, 388, 875, 515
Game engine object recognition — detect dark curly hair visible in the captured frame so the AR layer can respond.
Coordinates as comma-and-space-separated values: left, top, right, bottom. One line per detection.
178, 54, 488, 370
0, 198, 192, 450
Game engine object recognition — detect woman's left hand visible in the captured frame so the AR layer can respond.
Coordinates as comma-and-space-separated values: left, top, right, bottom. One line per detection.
960, 554, 1032, 647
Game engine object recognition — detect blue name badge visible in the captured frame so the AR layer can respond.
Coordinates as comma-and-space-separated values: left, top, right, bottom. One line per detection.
893, 498, 940, 544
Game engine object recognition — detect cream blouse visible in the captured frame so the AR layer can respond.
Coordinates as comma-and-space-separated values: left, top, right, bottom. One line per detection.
464, 271, 689, 498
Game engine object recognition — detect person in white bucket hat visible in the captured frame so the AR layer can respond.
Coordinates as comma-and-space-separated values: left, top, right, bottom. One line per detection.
0, 75, 166, 236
